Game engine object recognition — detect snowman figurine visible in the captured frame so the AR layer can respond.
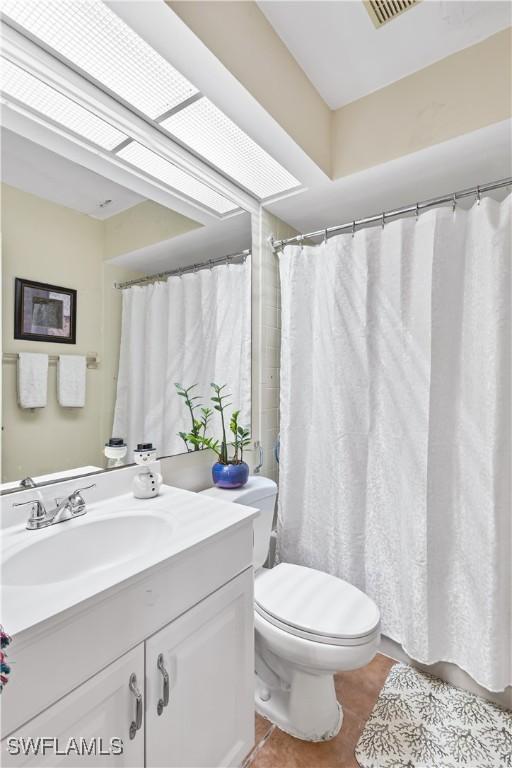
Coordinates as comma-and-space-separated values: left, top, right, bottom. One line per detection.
132, 443, 162, 499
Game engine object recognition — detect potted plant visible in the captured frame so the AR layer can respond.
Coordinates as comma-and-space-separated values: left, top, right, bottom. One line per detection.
176, 382, 250, 489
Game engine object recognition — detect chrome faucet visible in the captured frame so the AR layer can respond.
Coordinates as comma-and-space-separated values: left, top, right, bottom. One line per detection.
13, 484, 96, 530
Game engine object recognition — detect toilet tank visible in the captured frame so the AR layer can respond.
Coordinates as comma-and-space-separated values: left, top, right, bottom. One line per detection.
199, 476, 278, 569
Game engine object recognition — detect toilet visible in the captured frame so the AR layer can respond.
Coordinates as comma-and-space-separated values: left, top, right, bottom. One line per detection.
200, 476, 381, 742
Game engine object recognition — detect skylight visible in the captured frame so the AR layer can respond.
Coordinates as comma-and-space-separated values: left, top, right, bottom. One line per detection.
1, 57, 128, 150
161, 97, 300, 199
1, 0, 198, 119
116, 142, 238, 215
1, 1, 301, 205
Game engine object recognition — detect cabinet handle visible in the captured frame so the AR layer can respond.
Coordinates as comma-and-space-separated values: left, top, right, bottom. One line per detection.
157, 653, 170, 716
129, 673, 143, 739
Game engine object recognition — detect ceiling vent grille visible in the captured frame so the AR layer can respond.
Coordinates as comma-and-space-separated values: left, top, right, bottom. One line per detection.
364, 1, 419, 28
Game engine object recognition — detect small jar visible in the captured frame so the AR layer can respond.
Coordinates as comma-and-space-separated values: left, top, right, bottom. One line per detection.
104, 437, 127, 467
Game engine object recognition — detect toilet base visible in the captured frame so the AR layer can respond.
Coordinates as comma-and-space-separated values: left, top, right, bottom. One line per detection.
255, 669, 343, 742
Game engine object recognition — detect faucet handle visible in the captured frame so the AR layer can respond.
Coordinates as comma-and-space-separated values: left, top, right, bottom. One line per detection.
68, 483, 96, 512
13, 499, 47, 529
71, 483, 96, 494
13, 498, 44, 510
69, 483, 96, 500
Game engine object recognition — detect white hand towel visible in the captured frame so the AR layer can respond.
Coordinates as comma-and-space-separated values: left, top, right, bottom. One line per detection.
58, 355, 86, 407
17, 353, 48, 408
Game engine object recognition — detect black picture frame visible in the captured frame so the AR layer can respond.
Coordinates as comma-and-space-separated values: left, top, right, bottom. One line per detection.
14, 278, 77, 344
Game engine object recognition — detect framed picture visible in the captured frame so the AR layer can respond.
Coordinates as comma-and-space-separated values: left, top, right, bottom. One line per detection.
14, 278, 77, 344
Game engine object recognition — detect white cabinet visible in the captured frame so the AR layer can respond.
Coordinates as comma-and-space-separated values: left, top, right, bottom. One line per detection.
2, 646, 145, 767
146, 569, 254, 768
2, 570, 254, 768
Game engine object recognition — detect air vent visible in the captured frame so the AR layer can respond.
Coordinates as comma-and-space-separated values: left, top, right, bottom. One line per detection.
364, 1, 419, 28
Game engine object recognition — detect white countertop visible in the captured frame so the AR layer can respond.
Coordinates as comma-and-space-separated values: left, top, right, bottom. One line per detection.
1, 484, 257, 637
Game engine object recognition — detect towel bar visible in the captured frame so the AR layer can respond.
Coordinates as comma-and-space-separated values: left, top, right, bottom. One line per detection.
2, 353, 99, 369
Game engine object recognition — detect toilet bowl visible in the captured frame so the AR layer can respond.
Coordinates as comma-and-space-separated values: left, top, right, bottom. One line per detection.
200, 477, 381, 741
254, 562, 380, 740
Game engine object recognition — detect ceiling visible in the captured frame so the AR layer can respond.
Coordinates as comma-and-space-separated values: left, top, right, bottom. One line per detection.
258, 1, 511, 109
266, 120, 512, 236
1, 129, 144, 219
109, 211, 251, 275
2, 0, 510, 245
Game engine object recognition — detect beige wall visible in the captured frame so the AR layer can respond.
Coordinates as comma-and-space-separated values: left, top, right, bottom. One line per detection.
332, 28, 512, 178
169, 3, 510, 183
1, 184, 138, 482
2, 184, 104, 480
168, 0, 332, 177
103, 200, 201, 260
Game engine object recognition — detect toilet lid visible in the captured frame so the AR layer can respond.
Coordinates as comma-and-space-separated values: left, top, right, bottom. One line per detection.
254, 564, 380, 643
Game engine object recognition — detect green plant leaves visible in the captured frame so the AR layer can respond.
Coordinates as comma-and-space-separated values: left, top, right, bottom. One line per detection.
176, 382, 251, 463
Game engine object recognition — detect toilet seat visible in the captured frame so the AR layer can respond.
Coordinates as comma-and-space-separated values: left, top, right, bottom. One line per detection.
255, 564, 380, 647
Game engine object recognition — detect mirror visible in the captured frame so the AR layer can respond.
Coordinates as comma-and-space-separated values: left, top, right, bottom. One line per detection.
1, 128, 252, 491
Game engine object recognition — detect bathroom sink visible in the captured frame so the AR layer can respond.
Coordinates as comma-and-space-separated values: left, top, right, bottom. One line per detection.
1, 483, 258, 639
3, 511, 171, 587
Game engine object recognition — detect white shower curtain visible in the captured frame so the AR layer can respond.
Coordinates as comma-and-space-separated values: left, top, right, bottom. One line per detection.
278, 195, 511, 692
113, 259, 251, 460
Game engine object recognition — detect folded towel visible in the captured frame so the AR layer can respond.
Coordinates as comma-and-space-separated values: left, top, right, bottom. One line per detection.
58, 355, 86, 407
17, 353, 48, 408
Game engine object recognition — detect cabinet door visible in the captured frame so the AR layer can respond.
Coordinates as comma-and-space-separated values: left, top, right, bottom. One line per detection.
1, 645, 144, 768
146, 568, 254, 768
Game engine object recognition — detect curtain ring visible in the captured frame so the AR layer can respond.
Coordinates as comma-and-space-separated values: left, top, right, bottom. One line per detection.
226, 256, 232, 267
323, 228, 328, 246
381, 212, 385, 229
299, 234, 305, 251
178, 267, 183, 278
452, 194, 457, 213
352, 220, 356, 238
476, 186, 481, 205
415, 203, 419, 220
209, 259, 214, 270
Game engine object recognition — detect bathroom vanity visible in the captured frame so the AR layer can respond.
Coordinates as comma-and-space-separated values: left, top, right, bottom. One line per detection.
0, 470, 257, 767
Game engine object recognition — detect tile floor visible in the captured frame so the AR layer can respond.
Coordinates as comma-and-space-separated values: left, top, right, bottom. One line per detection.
245, 653, 396, 768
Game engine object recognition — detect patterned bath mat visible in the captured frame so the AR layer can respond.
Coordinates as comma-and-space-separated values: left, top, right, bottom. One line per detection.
355, 663, 512, 768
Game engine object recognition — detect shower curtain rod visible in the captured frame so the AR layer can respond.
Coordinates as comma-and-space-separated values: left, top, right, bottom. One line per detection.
114, 249, 251, 289
270, 177, 512, 250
